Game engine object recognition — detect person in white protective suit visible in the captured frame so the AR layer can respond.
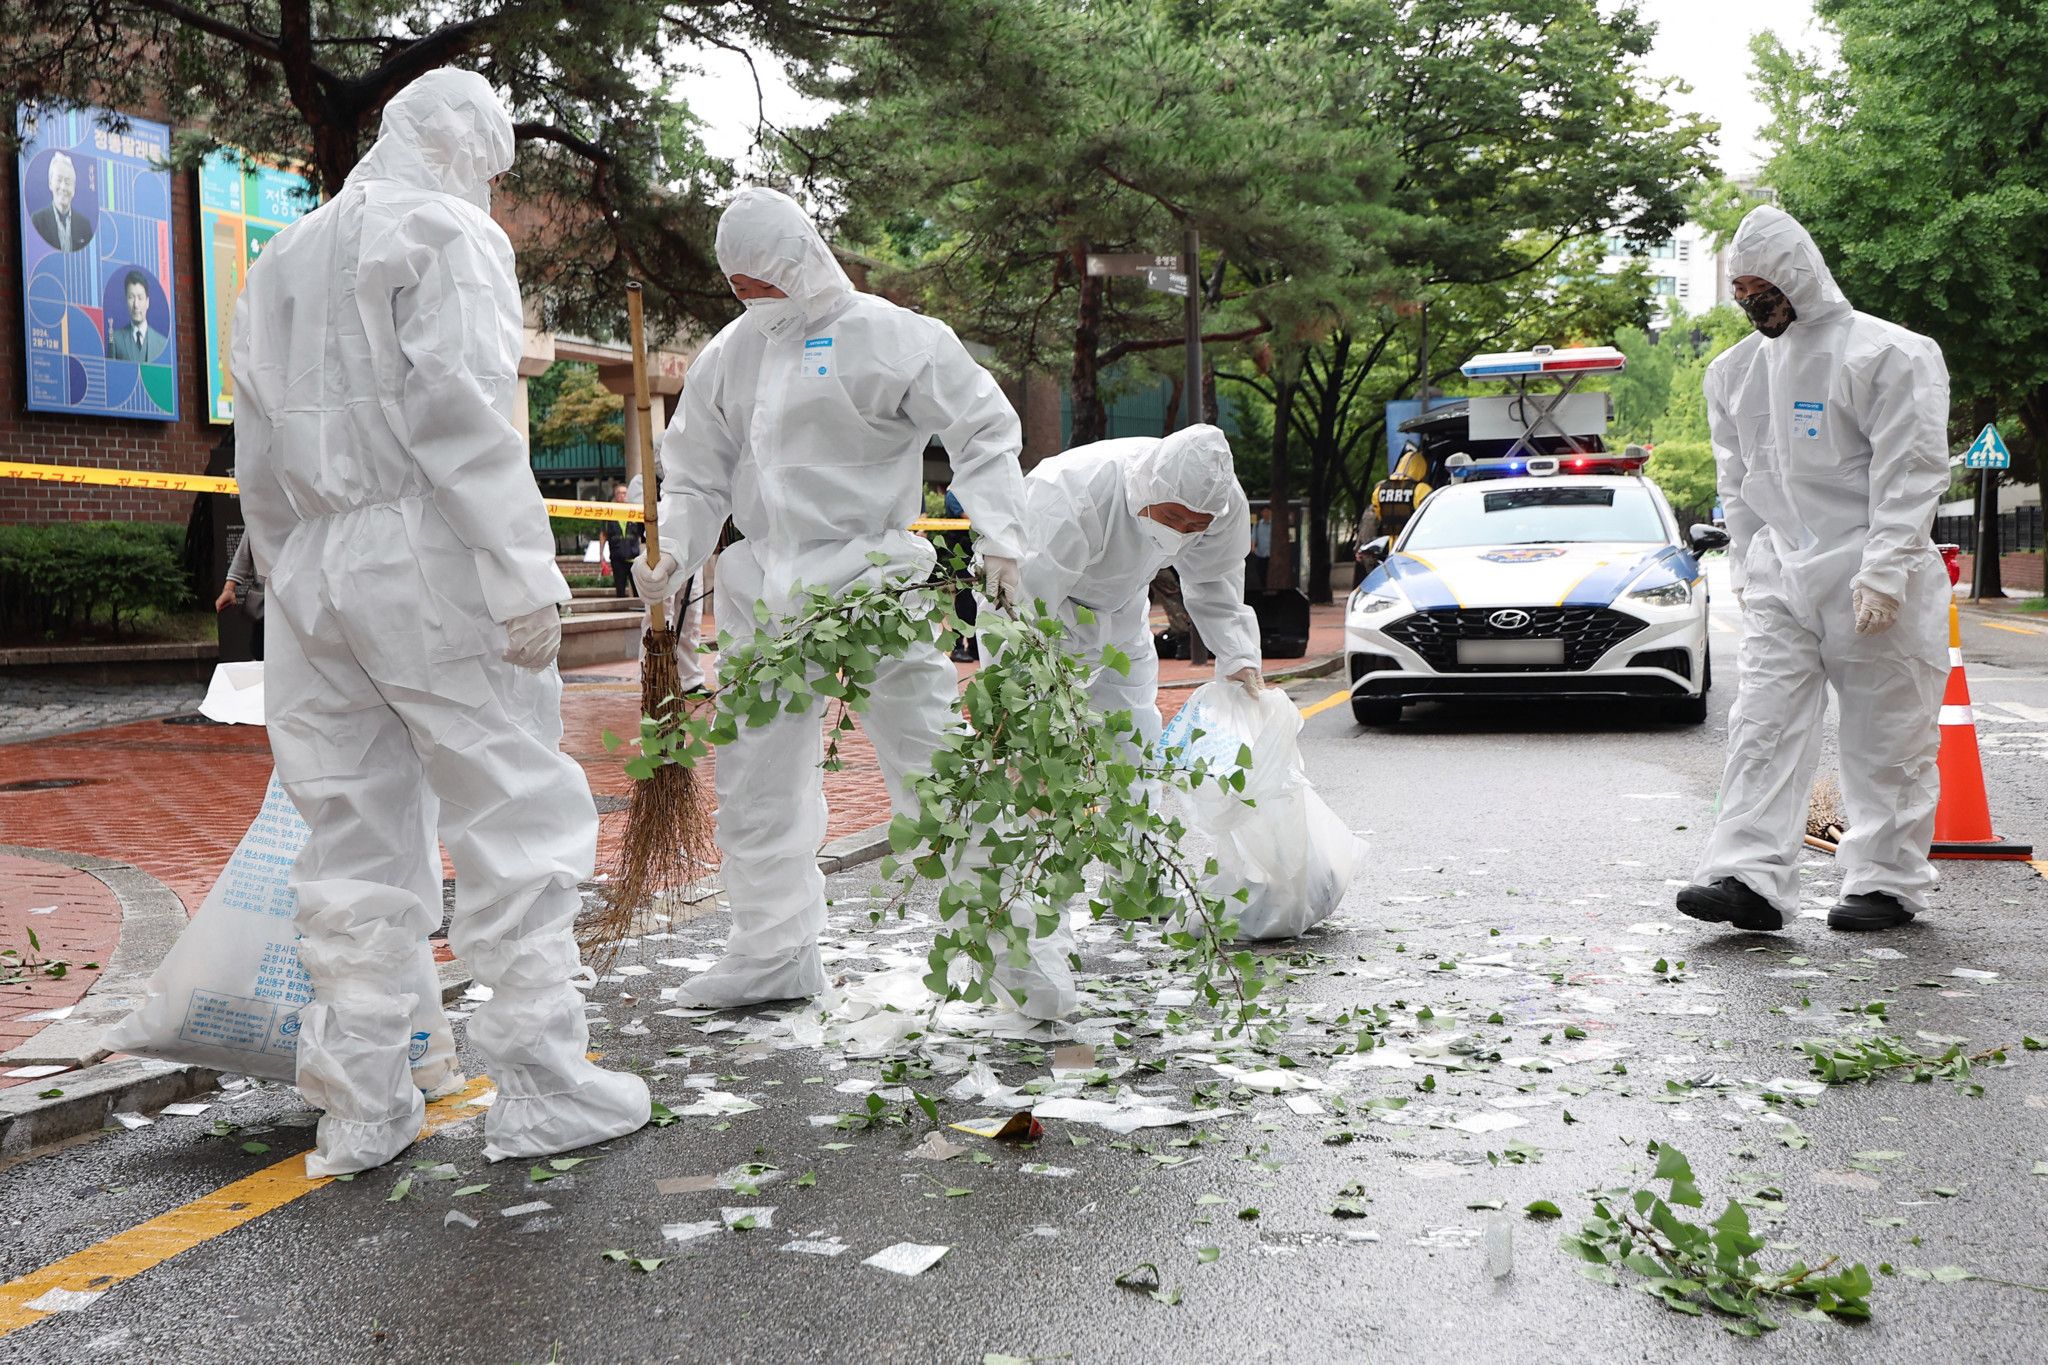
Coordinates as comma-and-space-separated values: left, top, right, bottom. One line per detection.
1677, 206, 1951, 935
231, 68, 650, 1177
1019, 424, 1266, 750
631, 187, 1071, 1013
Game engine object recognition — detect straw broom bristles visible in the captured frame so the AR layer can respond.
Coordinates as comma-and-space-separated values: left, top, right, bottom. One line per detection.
578, 281, 718, 963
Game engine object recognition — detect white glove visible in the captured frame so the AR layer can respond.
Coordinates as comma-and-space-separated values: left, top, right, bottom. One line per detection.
980, 554, 1022, 613
1852, 585, 1900, 636
632, 550, 683, 604
503, 604, 563, 671
1227, 666, 1263, 698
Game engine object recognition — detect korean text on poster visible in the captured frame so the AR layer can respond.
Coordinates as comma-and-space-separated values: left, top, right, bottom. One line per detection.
15, 104, 179, 421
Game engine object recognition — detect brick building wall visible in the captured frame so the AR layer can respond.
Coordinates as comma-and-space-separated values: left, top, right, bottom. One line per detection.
1, 135, 221, 527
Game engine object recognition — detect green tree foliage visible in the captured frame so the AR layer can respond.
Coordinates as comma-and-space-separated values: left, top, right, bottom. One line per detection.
532, 363, 624, 449
1609, 305, 1750, 515
1753, 0, 2048, 476
0, 0, 974, 337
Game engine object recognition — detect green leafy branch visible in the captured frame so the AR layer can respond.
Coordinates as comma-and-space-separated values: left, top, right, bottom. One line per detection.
1561, 1142, 1873, 1336
1802, 1035, 2005, 1097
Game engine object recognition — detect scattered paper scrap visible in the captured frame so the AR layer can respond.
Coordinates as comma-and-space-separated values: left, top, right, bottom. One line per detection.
722, 1206, 775, 1230
161, 1102, 211, 1117
781, 1238, 852, 1257
24, 1288, 103, 1313
5, 1065, 69, 1079
864, 1242, 950, 1276
662, 1220, 721, 1244
500, 1201, 552, 1218
950, 1111, 1044, 1142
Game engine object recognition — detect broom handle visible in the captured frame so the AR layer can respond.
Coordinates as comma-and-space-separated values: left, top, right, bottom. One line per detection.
626, 282, 667, 635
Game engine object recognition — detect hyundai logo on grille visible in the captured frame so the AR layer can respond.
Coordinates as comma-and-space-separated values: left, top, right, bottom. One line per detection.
1488, 609, 1533, 631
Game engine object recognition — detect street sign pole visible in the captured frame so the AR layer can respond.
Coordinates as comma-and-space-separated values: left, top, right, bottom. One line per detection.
1183, 224, 1202, 429
1962, 423, 2012, 599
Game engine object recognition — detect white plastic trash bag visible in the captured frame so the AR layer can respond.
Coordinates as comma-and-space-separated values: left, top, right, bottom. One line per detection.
102, 771, 461, 1092
199, 661, 267, 726
1160, 682, 1364, 939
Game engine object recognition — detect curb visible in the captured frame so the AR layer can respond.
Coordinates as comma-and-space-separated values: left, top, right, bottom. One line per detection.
1157, 650, 1345, 691
0, 845, 189, 1069
819, 823, 892, 875
0, 956, 480, 1157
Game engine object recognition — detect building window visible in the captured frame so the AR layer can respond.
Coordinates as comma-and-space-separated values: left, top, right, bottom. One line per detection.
1652, 276, 1679, 296
1649, 239, 1676, 259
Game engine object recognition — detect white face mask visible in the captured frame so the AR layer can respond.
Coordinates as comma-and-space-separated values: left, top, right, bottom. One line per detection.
742, 294, 807, 340
1138, 516, 1192, 556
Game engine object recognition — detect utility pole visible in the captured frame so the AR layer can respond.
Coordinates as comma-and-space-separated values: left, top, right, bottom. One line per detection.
1183, 224, 1203, 427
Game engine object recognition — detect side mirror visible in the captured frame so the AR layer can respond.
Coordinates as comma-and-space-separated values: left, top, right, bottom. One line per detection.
1358, 536, 1393, 571
1688, 523, 1730, 553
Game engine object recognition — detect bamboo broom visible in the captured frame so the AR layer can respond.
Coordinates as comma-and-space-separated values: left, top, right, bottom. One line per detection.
584, 282, 715, 959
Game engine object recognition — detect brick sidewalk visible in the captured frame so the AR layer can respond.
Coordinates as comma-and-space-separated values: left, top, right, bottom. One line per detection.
0, 855, 120, 1089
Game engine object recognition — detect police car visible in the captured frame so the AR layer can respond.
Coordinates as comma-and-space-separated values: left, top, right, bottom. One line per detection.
1344, 346, 1727, 726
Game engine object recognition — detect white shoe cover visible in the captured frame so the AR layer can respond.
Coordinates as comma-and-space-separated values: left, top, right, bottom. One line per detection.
305, 1091, 425, 1179
482, 1066, 651, 1163
991, 923, 1079, 1021
674, 944, 826, 1010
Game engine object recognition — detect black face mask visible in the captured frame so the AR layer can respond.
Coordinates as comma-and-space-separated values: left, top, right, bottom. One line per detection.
1736, 284, 1797, 338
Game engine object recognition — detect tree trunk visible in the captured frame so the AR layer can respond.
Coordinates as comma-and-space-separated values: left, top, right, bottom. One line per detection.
1070, 245, 1106, 447
1265, 372, 1299, 592
1163, 374, 1184, 435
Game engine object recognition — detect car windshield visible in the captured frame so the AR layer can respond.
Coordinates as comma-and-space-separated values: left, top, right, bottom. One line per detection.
1402, 484, 1666, 550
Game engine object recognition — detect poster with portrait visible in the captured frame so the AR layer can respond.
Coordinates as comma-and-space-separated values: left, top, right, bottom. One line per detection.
16, 105, 178, 420
198, 150, 313, 424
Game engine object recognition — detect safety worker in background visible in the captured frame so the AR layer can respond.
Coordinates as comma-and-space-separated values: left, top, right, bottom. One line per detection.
627, 469, 707, 695
231, 69, 649, 1178
1355, 442, 1433, 573
1676, 205, 1950, 936
1020, 423, 1265, 757
631, 187, 1043, 1011
606, 482, 640, 599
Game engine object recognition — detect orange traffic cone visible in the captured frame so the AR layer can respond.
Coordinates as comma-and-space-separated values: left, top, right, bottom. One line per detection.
1930, 600, 2033, 859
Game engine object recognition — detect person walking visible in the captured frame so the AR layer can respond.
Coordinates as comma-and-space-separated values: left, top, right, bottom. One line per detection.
1676, 206, 1951, 936
608, 482, 640, 598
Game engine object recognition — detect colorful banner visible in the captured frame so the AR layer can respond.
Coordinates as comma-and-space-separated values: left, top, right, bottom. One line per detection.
15, 105, 178, 421
197, 151, 314, 424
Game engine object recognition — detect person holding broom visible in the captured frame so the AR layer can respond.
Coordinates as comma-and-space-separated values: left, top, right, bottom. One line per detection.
630, 188, 1065, 1013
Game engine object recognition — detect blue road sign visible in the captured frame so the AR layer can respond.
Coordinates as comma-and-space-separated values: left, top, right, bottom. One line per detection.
1962, 424, 2012, 470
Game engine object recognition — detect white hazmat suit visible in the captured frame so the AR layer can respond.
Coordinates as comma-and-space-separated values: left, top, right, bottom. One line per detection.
636, 188, 1052, 1011
1020, 425, 1264, 751
232, 69, 649, 1176
1686, 206, 1950, 929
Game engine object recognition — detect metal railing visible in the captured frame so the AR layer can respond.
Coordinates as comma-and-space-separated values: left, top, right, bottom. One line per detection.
530, 440, 625, 477
1934, 504, 2044, 555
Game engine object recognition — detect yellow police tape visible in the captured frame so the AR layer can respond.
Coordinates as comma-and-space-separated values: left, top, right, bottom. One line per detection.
0, 460, 968, 532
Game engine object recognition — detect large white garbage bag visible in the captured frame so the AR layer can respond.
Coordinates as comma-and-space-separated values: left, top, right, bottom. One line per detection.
102, 772, 461, 1092
1160, 682, 1364, 939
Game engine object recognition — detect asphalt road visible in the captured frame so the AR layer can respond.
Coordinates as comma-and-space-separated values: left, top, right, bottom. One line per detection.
4, 594, 2046, 1364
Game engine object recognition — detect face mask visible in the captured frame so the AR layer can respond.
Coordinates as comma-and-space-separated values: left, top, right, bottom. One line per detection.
1139, 516, 1192, 555
743, 295, 807, 341
1736, 284, 1797, 338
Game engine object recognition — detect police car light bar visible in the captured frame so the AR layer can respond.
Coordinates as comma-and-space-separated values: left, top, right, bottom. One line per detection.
1448, 446, 1652, 482
1460, 344, 1628, 379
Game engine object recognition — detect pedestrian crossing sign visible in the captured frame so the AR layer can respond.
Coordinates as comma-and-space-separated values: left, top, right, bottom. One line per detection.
1961, 424, 2011, 470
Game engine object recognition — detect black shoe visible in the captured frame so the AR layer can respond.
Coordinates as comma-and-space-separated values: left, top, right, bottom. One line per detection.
1828, 892, 1915, 932
1675, 877, 1784, 932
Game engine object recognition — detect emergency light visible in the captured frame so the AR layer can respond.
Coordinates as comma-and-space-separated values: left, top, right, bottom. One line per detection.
1460, 344, 1628, 379
1447, 445, 1652, 482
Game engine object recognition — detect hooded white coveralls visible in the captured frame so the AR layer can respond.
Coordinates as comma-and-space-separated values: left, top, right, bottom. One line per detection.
233, 69, 649, 1175
1020, 426, 1263, 750
1694, 207, 1951, 914
652, 188, 1042, 1010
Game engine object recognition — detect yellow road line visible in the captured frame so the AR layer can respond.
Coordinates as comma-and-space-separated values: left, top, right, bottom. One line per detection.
0, 1076, 494, 1337
1979, 620, 2045, 637
1298, 686, 1353, 721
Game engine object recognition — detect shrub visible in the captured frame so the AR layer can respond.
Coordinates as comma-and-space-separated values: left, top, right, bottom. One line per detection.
0, 522, 190, 640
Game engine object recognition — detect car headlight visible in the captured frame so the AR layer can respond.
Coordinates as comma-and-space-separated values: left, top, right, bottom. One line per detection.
1350, 585, 1407, 615
1626, 576, 1694, 608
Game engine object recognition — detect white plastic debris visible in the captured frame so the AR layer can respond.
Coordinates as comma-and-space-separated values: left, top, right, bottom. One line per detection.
662, 1221, 721, 1244
444, 1211, 479, 1230
781, 1238, 852, 1256
722, 1207, 775, 1230
1950, 967, 1999, 982
108, 1112, 153, 1130
1447, 1112, 1524, 1135
864, 1242, 950, 1276
161, 1101, 211, 1117
5, 1064, 69, 1079
1484, 1213, 1513, 1279
1032, 1094, 1233, 1135
24, 1288, 103, 1313
500, 1201, 552, 1218
675, 1091, 760, 1117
